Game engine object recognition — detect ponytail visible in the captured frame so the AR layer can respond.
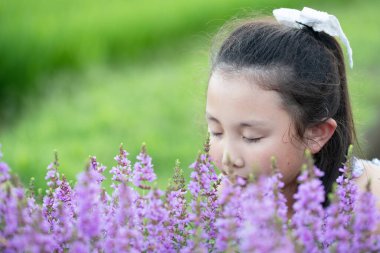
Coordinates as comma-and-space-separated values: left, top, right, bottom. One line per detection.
311, 33, 357, 206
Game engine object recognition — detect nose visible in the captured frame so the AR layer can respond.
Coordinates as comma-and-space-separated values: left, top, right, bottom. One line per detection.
221, 142, 244, 170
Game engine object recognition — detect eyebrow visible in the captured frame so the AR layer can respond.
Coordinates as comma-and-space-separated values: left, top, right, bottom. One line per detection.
206, 112, 268, 128
206, 113, 220, 123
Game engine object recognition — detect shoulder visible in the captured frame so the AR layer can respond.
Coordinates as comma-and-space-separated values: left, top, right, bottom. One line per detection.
353, 158, 380, 208
350, 158, 380, 234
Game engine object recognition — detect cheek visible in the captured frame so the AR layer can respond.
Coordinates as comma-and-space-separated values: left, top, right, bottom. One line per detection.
247, 149, 276, 175
275, 147, 305, 183
246, 141, 304, 179
209, 139, 223, 169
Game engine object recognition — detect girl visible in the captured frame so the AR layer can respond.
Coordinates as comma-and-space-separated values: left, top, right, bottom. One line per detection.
205, 7, 380, 217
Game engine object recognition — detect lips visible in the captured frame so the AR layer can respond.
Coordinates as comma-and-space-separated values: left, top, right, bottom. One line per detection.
221, 166, 246, 178
219, 167, 250, 184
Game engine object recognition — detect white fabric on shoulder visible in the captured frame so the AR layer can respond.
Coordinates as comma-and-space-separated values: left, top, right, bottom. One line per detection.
371, 158, 380, 166
352, 157, 380, 178
352, 157, 365, 178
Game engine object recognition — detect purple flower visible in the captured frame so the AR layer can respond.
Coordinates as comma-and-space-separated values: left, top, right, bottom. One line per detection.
46, 176, 75, 250
143, 189, 171, 252
104, 183, 143, 252
166, 189, 190, 250
73, 158, 106, 250
165, 160, 190, 251
22, 197, 58, 252
322, 200, 351, 251
214, 177, 242, 252
45, 152, 62, 189
0, 162, 10, 184
1, 186, 57, 253
336, 166, 358, 214
351, 181, 380, 252
187, 153, 219, 251
264, 171, 288, 226
291, 166, 325, 252
322, 165, 359, 250
89, 156, 106, 184
42, 153, 64, 229
238, 175, 294, 253
0, 161, 11, 233
132, 145, 157, 189
55, 176, 73, 206
110, 145, 132, 188
69, 241, 89, 253
2, 143, 380, 252
3, 187, 24, 236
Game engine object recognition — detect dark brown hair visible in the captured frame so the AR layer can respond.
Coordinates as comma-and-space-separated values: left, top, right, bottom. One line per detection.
210, 20, 357, 206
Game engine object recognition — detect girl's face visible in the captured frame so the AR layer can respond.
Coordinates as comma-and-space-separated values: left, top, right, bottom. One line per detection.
206, 70, 307, 186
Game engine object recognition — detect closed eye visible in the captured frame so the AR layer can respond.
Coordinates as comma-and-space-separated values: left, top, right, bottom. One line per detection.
210, 132, 223, 138
243, 136, 262, 143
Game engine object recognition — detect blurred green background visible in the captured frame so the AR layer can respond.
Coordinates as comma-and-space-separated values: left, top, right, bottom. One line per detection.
0, 0, 379, 191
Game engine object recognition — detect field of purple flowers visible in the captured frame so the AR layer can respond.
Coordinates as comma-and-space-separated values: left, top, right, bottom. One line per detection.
1, 141, 380, 252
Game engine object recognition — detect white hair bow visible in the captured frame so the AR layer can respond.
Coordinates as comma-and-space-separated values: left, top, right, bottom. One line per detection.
273, 7, 353, 68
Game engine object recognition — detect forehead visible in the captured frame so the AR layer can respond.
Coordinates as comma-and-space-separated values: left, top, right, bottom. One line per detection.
206, 70, 289, 124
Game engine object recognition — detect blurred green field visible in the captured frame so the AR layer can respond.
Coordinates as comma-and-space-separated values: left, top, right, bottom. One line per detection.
0, 0, 293, 122
0, 0, 379, 191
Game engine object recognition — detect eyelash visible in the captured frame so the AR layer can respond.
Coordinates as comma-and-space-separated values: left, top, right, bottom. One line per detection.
210, 132, 222, 138
210, 132, 262, 143
242, 137, 262, 143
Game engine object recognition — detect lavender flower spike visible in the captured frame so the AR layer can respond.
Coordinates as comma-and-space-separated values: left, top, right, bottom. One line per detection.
132, 144, 157, 189
109, 144, 132, 188
291, 153, 325, 252
0, 144, 10, 184
352, 180, 380, 252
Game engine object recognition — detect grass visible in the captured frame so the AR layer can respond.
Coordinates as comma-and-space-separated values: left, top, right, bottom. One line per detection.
0, 0, 298, 123
0, 40, 211, 190
0, 0, 379, 191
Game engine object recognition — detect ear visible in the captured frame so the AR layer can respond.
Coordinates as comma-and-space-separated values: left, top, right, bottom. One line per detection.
304, 118, 337, 154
